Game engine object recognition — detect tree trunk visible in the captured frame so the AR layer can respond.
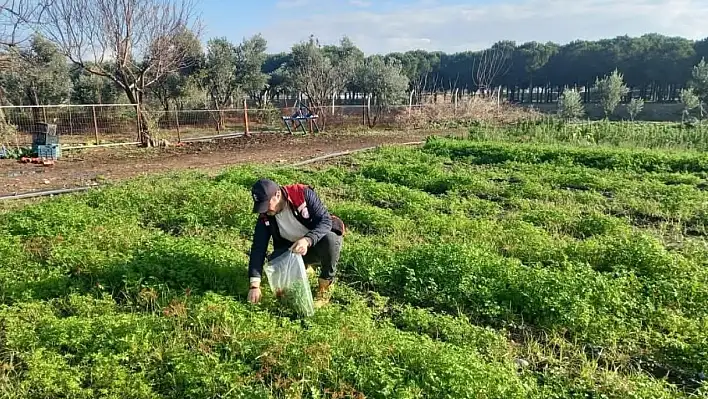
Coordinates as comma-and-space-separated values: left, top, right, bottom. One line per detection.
122, 86, 153, 146
364, 96, 382, 128
217, 109, 225, 131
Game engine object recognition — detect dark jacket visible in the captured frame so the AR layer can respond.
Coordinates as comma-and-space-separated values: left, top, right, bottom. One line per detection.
248, 184, 344, 280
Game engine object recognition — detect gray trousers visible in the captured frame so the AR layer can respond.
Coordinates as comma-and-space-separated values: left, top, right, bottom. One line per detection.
302, 231, 343, 282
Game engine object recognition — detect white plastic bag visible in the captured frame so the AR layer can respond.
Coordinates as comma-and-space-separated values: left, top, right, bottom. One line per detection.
264, 250, 315, 317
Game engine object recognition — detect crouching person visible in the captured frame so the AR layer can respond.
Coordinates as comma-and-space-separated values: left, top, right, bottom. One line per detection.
246, 178, 345, 308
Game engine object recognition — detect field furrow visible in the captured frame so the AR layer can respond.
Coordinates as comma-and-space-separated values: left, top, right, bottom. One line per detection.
1, 136, 707, 398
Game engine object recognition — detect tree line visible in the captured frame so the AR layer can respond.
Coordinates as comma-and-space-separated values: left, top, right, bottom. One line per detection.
2, 0, 708, 144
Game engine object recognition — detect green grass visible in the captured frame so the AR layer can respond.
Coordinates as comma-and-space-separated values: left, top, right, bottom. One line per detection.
468, 118, 708, 151
1, 135, 707, 398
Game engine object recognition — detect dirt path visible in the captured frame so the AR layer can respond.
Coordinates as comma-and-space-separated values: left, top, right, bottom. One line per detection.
0, 131, 445, 196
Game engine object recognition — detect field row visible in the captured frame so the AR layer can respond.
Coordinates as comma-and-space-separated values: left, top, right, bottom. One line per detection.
1, 137, 707, 398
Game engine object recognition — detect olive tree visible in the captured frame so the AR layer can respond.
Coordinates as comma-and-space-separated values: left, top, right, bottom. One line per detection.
286, 36, 359, 130
354, 55, 409, 128
0, 0, 45, 147
0, 34, 71, 108
558, 87, 584, 121
626, 97, 644, 121
149, 28, 204, 111
680, 88, 702, 120
687, 58, 708, 104
0, 33, 72, 130
593, 69, 629, 118
202, 34, 268, 131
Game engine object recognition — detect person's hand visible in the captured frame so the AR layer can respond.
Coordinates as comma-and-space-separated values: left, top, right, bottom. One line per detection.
247, 287, 261, 304
290, 237, 311, 255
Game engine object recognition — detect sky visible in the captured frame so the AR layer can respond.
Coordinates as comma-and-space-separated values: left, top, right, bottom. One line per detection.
197, 0, 708, 55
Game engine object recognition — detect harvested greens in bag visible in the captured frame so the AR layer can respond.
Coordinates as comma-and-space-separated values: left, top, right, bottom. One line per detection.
264, 250, 315, 317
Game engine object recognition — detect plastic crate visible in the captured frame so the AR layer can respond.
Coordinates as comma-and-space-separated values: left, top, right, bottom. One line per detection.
32, 123, 59, 150
34, 132, 59, 145
36, 144, 61, 159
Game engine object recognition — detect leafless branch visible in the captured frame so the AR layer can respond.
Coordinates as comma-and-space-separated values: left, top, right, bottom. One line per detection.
39, 0, 201, 144
472, 46, 512, 93
40, 0, 201, 94
0, 0, 50, 49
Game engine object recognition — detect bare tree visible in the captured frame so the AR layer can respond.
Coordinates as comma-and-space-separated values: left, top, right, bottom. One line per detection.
40, 0, 201, 146
0, 0, 49, 49
471, 46, 512, 98
412, 72, 428, 103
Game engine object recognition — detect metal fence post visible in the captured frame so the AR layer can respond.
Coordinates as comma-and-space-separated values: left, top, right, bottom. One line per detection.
68, 107, 74, 135
454, 88, 458, 118
362, 96, 365, 127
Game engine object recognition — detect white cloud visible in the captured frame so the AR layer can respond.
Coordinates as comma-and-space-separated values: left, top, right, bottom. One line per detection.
257, 0, 708, 54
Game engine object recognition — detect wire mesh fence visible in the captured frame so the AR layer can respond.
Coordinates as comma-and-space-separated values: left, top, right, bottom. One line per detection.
1, 104, 139, 146
0, 103, 434, 147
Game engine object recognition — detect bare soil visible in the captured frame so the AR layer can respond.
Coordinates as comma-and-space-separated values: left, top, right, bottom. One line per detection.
1, 131, 453, 196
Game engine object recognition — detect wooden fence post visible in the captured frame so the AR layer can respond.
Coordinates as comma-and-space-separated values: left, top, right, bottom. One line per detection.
175, 110, 181, 143
68, 107, 74, 135
243, 98, 250, 136
135, 103, 141, 142
92, 106, 99, 145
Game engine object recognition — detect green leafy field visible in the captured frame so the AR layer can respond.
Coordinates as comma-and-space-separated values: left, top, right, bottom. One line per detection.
469, 119, 708, 151
1, 136, 707, 398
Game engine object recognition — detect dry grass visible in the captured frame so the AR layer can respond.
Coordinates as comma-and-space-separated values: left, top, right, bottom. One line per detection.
399, 97, 543, 129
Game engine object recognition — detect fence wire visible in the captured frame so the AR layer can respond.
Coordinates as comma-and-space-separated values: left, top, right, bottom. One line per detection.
0, 104, 431, 146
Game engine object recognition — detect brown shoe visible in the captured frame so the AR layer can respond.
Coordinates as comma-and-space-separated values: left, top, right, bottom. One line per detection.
314, 278, 333, 309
